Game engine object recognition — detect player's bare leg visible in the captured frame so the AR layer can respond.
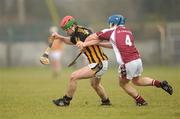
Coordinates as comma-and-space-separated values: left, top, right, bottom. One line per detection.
132, 76, 173, 95
119, 77, 138, 97
90, 77, 111, 105
66, 66, 94, 96
53, 66, 110, 106
52, 66, 94, 106
119, 76, 148, 106
132, 76, 158, 86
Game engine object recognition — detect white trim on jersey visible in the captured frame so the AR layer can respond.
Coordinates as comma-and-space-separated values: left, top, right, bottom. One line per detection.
101, 27, 116, 33
101, 28, 111, 33
110, 29, 124, 65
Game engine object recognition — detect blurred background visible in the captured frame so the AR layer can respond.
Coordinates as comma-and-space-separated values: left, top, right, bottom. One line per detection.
0, 0, 180, 67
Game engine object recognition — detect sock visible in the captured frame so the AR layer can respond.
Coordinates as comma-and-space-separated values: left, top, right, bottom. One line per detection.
134, 95, 146, 103
152, 80, 161, 87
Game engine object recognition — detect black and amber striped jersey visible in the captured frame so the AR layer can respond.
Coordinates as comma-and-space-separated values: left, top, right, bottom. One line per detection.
70, 25, 108, 64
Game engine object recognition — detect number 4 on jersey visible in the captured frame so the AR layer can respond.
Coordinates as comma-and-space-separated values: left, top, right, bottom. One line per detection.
125, 35, 132, 46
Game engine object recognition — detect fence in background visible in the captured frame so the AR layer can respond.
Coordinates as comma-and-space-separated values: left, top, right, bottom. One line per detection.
0, 22, 180, 67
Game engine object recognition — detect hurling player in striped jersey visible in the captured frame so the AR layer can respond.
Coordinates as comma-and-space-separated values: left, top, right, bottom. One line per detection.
51, 16, 111, 106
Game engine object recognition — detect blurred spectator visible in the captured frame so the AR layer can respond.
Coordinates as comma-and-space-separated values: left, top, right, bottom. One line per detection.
49, 26, 64, 78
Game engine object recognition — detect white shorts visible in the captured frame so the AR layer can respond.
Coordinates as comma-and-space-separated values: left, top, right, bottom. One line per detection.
49, 51, 62, 61
118, 58, 143, 80
88, 60, 108, 78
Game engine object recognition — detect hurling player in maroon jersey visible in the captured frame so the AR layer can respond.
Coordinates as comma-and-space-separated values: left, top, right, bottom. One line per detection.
77, 14, 173, 106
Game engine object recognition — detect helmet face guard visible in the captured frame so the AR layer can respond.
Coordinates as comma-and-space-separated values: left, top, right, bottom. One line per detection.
108, 15, 127, 27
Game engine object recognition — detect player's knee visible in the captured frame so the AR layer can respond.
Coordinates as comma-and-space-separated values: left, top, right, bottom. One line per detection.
119, 80, 124, 87
91, 82, 96, 88
70, 73, 78, 81
132, 77, 140, 85
132, 79, 138, 85
119, 78, 126, 87
91, 82, 98, 90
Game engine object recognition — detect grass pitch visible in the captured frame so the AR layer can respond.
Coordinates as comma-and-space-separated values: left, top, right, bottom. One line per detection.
0, 66, 180, 119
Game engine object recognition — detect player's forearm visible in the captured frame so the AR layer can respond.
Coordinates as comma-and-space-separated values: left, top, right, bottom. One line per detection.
98, 42, 113, 49
83, 40, 100, 47
83, 33, 100, 47
59, 36, 73, 45
51, 32, 73, 45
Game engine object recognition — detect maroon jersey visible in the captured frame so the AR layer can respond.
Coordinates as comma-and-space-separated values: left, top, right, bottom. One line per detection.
96, 26, 140, 64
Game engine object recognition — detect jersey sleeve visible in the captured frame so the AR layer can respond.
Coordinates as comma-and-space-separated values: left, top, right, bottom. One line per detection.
96, 29, 113, 41
70, 33, 77, 44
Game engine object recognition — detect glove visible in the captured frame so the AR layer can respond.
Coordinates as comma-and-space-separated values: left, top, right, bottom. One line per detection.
40, 53, 50, 65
